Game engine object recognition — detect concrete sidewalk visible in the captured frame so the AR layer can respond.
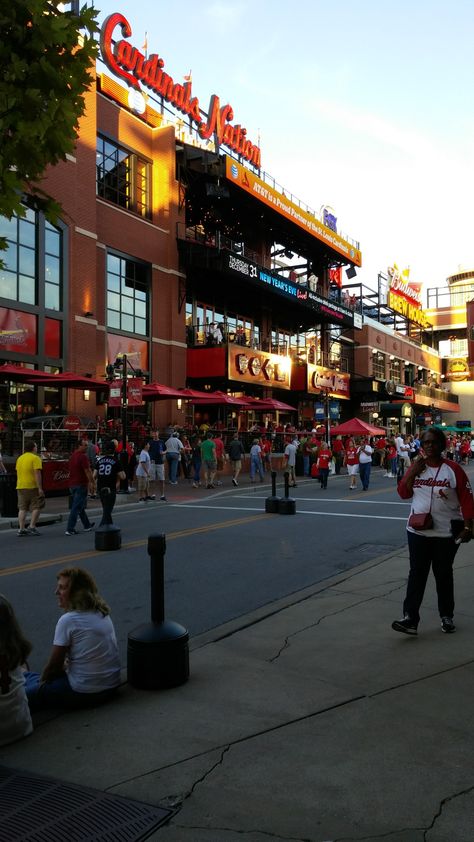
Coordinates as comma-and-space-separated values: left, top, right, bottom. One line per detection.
2, 535, 474, 841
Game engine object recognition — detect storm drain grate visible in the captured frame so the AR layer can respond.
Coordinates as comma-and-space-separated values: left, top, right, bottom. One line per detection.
0, 766, 176, 842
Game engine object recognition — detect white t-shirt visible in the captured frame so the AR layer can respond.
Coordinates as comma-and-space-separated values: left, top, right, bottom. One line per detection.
0, 665, 33, 746
136, 449, 151, 478
53, 610, 121, 693
358, 444, 373, 464
404, 461, 471, 537
284, 442, 298, 467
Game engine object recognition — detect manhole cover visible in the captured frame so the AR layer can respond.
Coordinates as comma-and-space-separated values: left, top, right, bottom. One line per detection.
0, 766, 176, 842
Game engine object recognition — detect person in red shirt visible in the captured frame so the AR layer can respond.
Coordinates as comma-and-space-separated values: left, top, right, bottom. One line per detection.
343, 437, 359, 489
66, 440, 95, 535
385, 439, 397, 477
332, 435, 344, 475
212, 432, 225, 485
317, 441, 332, 489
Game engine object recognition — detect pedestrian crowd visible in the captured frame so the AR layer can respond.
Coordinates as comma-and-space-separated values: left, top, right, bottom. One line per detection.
2, 425, 473, 748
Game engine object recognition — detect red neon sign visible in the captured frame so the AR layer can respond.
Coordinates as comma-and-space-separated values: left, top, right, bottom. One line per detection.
100, 13, 261, 168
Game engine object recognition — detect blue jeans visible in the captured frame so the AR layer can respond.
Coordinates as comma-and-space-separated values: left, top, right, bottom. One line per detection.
359, 461, 371, 489
67, 485, 92, 532
167, 453, 179, 482
25, 671, 118, 712
250, 456, 264, 481
303, 455, 310, 476
192, 458, 201, 483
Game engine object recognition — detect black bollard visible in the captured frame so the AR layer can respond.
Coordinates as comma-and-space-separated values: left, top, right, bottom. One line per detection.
95, 487, 121, 551
278, 470, 296, 515
265, 470, 279, 513
127, 533, 189, 690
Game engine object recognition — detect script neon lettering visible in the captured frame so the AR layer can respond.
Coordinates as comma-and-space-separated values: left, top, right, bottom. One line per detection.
100, 15, 261, 166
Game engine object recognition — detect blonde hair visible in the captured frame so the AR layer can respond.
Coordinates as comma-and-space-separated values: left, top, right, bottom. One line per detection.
0, 594, 32, 670
58, 568, 110, 616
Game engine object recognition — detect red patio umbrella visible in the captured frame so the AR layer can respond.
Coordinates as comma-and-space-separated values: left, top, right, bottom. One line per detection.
189, 390, 248, 406
329, 417, 385, 437
142, 382, 187, 400
31, 371, 108, 390
0, 363, 57, 382
250, 398, 297, 412
176, 387, 218, 400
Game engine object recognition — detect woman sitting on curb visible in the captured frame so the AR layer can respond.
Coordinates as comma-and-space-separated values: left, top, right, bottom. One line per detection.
25, 567, 121, 711
0, 595, 33, 746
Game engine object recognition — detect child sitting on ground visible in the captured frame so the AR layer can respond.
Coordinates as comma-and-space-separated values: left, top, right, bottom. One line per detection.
0, 594, 33, 746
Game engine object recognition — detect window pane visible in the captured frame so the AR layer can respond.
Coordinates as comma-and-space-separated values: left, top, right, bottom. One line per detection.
108, 274, 120, 292
19, 246, 35, 276
121, 296, 134, 314
135, 299, 146, 318
107, 292, 120, 310
107, 254, 121, 275
45, 227, 60, 256
135, 318, 146, 335
19, 219, 35, 248
0, 270, 17, 300
19, 275, 35, 305
121, 314, 134, 332
45, 282, 59, 310
0, 216, 17, 239
4, 241, 18, 272
107, 310, 120, 328
45, 255, 60, 285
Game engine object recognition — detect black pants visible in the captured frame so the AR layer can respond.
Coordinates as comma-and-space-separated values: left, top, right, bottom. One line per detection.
404, 532, 459, 624
98, 487, 116, 525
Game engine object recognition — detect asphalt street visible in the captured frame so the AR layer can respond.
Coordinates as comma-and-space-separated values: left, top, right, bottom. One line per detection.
1, 468, 416, 672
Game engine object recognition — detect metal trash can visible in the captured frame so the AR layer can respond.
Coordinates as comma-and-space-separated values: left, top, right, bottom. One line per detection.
0, 472, 18, 518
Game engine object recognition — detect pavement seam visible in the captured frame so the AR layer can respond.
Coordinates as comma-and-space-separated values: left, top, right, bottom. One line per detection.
104, 694, 365, 797
368, 657, 474, 698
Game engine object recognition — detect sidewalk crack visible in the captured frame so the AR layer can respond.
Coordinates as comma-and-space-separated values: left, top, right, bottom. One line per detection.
170, 822, 313, 840
157, 745, 231, 811
424, 784, 474, 840
268, 584, 404, 663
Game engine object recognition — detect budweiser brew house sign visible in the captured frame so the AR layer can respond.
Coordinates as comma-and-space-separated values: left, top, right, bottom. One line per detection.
100, 13, 261, 167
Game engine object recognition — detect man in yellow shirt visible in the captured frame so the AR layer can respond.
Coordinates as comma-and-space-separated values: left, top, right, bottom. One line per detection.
15, 440, 45, 536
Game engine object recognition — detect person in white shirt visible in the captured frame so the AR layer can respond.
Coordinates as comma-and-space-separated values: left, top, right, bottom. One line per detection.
165, 432, 184, 484
357, 437, 373, 490
0, 595, 33, 746
284, 438, 299, 487
25, 567, 121, 711
393, 427, 474, 635
396, 433, 411, 474
136, 441, 155, 502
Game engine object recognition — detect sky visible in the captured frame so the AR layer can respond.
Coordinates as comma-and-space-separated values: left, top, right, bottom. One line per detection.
91, 0, 474, 296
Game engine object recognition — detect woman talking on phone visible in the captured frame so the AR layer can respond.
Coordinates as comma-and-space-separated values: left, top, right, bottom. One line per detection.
392, 427, 474, 636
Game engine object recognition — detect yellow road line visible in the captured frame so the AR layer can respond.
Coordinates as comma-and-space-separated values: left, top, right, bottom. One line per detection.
0, 513, 267, 578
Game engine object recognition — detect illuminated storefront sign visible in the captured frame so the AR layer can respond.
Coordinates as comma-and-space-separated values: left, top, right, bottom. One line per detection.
226, 158, 362, 266
228, 346, 290, 389
446, 357, 470, 381
307, 364, 350, 399
387, 291, 431, 329
387, 265, 422, 306
225, 251, 355, 328
100, 13, 261, 167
